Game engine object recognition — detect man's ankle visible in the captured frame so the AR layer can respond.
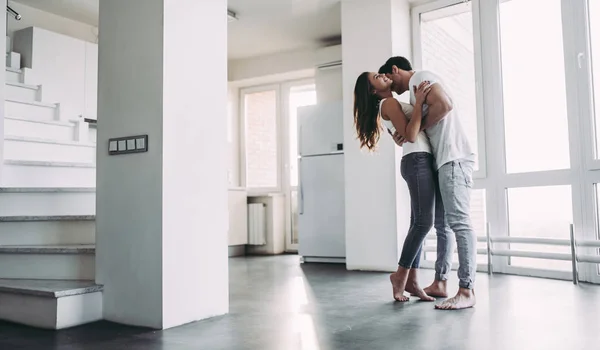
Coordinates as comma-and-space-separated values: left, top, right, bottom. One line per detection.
458, 287, 474, 296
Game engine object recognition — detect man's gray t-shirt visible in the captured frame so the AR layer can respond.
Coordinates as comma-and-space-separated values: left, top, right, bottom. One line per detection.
409, 70, 474, 169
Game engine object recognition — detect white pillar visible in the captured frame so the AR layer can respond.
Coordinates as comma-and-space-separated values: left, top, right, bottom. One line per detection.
341, 0, 412, 271
96, 0, 228, 329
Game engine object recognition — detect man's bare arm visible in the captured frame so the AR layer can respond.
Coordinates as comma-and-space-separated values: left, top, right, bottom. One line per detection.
420, 83, 453, 130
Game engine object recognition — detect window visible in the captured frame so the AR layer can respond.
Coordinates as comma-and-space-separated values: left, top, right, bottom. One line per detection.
239, 80, 315, 251
420, 3, 480, 171
590, 0, 600, 158
507, 186, 573, 271
499, 0, 570, 173
243, 89, 278, 189
414, 0, 600, 284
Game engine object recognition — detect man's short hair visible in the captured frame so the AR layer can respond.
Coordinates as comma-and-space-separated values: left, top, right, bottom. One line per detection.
378, 56, 413, 74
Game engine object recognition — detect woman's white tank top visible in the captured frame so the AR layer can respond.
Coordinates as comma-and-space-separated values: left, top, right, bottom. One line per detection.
378, 97, 431, 156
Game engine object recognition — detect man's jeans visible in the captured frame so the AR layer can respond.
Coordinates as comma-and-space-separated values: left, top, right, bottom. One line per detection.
437, 159, 476, 290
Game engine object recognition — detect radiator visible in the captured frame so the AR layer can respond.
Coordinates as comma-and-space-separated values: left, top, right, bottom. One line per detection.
247, 203, 267, 245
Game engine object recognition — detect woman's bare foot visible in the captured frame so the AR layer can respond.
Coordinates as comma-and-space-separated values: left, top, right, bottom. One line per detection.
389, 268, 410, 302
423, 279, 448, 298
405, 269, 434, 301
405, 281, 435, 301
435, 288, 476, 310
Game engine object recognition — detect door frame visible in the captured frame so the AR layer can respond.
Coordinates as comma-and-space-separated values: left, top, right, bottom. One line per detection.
280, 79, 317, 252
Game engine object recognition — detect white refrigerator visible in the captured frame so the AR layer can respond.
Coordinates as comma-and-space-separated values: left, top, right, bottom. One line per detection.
297, 100, 346, 263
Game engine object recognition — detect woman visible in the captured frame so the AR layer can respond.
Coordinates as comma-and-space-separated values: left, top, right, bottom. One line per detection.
353, 71, 437, 302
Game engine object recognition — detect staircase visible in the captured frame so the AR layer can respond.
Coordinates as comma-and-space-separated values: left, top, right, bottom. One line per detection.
0, 53, 101, 329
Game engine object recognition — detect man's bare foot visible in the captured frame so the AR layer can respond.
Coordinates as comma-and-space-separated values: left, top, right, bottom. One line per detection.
435, 288, 476, 310
423, 280, 448, 298
405, 269, 434, 301
389, 270, 410, 302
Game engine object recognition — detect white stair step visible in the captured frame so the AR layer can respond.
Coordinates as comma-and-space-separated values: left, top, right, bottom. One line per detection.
0, 214, 94, 222
5, 116, 76, 142
6, 67, 21, 83
4, 135, 96, 164
0, 279, 102, 329
0, 244, 95, 252
0, 220, 95, 246
0, 188, 94, 216
2, 160, 95, 187
6, 52, 21, 70
5, 98, 58, 121
0, 244, 95, 280
6, 81, 39, 101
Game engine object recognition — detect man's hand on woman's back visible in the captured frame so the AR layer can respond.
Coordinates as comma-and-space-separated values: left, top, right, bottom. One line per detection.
388, 129, 407, 147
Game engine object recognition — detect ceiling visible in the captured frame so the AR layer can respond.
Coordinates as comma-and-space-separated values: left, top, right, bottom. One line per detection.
12, 0, 342, 60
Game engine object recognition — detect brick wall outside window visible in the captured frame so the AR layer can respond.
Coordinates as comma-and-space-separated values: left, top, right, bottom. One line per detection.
244, 90, 278, 188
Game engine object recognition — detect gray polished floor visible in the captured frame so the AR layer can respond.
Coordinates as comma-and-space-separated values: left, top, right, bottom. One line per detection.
1, 255, 599, 350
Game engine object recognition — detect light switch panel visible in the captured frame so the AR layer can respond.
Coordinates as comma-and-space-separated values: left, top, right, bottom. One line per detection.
109, 135, 148, 155
136, 138, 145, 150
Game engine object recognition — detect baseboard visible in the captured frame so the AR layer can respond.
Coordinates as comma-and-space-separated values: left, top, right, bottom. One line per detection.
228, 245, 246, 257
300, 256, 346, 264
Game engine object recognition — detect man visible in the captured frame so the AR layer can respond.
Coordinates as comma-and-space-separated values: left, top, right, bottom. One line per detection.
379, 56, 476, 310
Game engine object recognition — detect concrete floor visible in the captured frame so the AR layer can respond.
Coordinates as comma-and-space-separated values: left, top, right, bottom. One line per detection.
1, 255, 599, 350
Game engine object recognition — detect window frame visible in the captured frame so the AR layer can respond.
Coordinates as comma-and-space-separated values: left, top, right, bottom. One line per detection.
238, 79, 317, 253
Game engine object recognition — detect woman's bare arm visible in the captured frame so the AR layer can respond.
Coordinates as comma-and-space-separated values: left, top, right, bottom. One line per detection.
383, 88, 429, 144
381, 98, 411, 141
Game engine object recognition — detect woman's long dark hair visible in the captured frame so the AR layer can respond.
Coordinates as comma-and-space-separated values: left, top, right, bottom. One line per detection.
354, 72, 381, 151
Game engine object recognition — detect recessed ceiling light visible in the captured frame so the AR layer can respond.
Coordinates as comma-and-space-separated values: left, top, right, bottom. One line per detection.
227, 10, 238, 22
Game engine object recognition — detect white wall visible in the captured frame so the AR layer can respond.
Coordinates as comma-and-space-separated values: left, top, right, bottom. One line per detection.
7, 1, 97, 44
341, 0, 412, 272
228, 48, 315, 82
161, 0, 228, 328
314, 45, 343, 103
96, 0, 164, 329
96, 0, 228, 330
84, 42, 98, 119
315, 66, 343, 103
12, 27, 98, 121
390, 0, 414, 248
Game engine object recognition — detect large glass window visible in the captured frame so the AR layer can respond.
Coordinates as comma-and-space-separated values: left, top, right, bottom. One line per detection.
507, 186, 573, 271
589, 0, 600, 157
243, 89, 278, 189
414, 0, 600, 284
424, 189, 487, 264
499, 0, 570, 173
